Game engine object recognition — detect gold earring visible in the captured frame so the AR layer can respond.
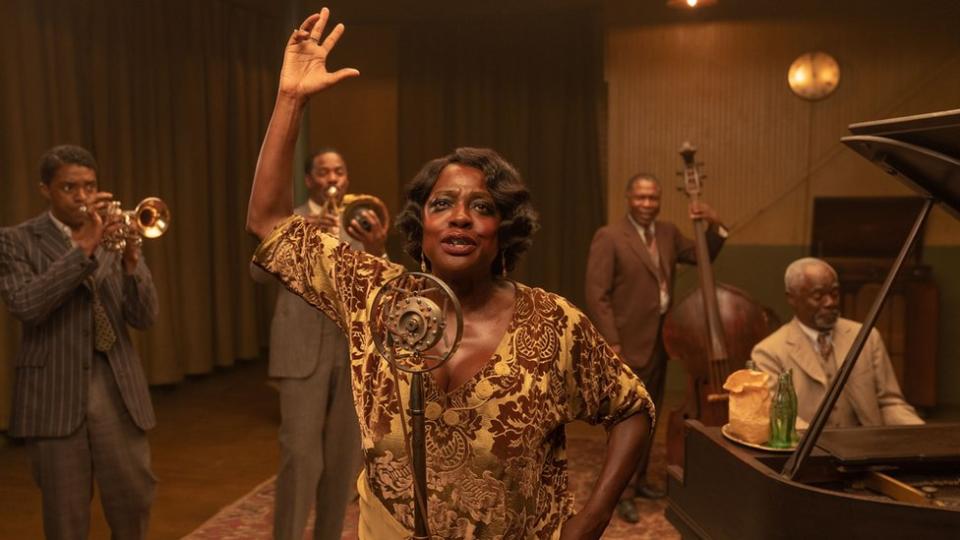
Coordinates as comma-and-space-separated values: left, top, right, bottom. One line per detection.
420, 252, 428, 273
500, 250, 508, 278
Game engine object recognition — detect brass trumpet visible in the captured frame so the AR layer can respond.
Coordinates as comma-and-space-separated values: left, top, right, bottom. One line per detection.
341, 193, 389, 233
319, 185, 389, 234
321, 185, 342, 218
81, 197, 171, 251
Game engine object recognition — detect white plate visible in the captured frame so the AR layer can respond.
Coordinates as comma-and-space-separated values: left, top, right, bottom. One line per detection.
720, 424, 797, 453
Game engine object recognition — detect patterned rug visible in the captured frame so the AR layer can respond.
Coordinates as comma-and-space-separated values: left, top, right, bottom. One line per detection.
184, 435, 678, 539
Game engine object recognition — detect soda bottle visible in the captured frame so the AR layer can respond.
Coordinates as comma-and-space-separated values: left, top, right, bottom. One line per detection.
785, 369, 799, 444
769, 372, 797, 448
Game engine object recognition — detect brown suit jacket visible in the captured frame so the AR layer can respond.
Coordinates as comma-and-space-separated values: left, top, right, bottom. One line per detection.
0, 213, 158, 437
751, 317, 923, 427
585, 216, 723, 368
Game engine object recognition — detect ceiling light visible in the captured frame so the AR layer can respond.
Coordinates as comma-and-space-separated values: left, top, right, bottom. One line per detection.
666, 0, 717, 8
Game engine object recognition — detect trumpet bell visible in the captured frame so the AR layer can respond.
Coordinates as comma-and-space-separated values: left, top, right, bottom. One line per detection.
132, 197, 170, 239
341, 194, 389, 233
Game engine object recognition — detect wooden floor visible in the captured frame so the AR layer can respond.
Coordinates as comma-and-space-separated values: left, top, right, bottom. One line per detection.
0, 359, 281, 539
4, 356, 950, 539
0, 358, 666, 540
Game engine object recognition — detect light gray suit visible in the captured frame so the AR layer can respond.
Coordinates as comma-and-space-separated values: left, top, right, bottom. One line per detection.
0, 213, 158, 539
271, 203, 362, 540
751, 317, 923, 427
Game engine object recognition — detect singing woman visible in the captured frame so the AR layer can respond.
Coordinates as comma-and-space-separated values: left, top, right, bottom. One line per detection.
246, 9, 654, 539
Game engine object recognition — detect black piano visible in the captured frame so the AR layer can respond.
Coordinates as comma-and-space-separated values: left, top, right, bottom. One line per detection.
666, 109, 960, 539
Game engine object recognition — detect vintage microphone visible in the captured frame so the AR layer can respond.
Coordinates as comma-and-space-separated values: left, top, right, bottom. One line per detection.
369, 272, 463, 540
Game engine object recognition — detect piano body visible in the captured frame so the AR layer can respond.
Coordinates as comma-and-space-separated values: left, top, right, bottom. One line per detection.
668, 421, 960, 539
666, 109, 960, 539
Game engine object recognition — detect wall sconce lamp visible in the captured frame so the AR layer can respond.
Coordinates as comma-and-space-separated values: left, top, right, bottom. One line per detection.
788, 52, 841, 100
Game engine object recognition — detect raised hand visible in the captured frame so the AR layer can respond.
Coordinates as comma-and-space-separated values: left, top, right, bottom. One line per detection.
279, 9, 360, 100
247, 8, 359, 240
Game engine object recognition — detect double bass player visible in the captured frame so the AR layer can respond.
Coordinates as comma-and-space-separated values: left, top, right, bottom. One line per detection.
585, 172, 727, 522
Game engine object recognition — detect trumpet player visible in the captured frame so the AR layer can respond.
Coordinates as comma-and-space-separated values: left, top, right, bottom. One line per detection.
269, 148, 387, 540
305, 147, 387, 254
0, 145, 159, 539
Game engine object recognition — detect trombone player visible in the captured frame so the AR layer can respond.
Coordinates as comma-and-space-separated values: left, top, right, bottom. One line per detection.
0, 144, 159, 539
268, 147, 388, 540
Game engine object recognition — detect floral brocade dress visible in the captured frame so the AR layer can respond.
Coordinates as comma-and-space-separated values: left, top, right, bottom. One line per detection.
253, 216, 654, 540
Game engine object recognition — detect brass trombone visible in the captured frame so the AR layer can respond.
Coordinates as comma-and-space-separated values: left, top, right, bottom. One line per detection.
81, 197, 171, 251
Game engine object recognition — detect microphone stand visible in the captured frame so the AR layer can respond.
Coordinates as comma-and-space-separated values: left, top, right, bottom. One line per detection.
372, 273, 462, 540
410, 370, 429, 539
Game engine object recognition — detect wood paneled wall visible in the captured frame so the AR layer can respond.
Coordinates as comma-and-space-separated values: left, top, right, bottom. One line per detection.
605, 10, 960, 246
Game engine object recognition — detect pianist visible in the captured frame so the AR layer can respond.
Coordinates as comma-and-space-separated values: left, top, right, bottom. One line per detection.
751, 257, 924, 428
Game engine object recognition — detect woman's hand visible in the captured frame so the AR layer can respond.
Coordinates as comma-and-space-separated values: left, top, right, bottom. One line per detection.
560, 413, 650, 539
279, 8, 360, 101
247, 7, 359, 239
559, 509, 611, 540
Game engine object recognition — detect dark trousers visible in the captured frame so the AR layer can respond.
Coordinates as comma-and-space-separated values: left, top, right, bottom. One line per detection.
27, 352, 155, 540
626, 332, 668, 496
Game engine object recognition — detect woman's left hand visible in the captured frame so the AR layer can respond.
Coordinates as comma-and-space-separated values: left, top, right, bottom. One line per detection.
561, 413, 650, 539
559, 510, 610, 540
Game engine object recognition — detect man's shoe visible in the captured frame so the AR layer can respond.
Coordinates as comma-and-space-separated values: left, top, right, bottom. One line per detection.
636, 484, 666, 500
616, 498, 640, 523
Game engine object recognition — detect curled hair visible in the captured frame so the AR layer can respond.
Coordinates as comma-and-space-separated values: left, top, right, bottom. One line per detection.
395, 147, 540, 276
39, 145, 97, 184
784, 257, 837, 293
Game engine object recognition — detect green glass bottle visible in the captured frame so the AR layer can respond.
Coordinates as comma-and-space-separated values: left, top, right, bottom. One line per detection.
785, 369, 799, 444
769, 372, 797, 448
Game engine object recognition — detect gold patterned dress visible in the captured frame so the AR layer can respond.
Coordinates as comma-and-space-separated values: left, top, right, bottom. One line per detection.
253, 216, 654, 540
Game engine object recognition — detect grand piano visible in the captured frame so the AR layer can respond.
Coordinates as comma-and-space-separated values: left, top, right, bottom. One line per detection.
666, 109, 960, 539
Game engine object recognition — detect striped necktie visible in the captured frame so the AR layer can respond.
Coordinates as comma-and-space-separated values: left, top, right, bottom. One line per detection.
88, 276, 117, 352
817, 331, 835, 381
58, 227, 118, 353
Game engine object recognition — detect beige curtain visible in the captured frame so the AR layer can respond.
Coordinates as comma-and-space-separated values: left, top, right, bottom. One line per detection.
0, 0, 288, 431
397, 9, 606, 306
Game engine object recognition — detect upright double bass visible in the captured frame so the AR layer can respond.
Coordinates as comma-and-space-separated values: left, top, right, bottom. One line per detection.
663, 143, 779, 466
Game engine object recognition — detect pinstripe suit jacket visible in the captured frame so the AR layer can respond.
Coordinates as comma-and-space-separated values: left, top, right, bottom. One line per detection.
0, 213, 158, 438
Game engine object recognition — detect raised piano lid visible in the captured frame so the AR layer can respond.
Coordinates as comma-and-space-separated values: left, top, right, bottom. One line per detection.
783, 109, 959, 481
842, 108, 960, 218
849, 108, 960, 157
